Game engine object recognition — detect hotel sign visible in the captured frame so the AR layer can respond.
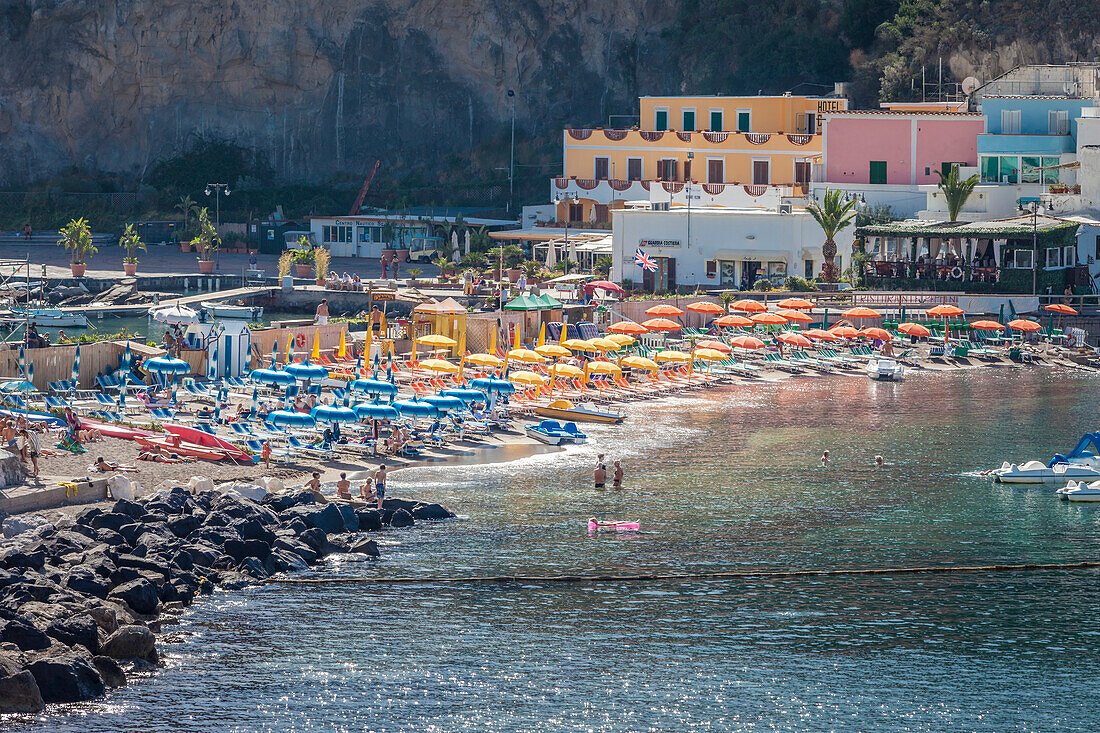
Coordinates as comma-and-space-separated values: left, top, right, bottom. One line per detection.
817, 99, 846, 112
640, 239, 681, 248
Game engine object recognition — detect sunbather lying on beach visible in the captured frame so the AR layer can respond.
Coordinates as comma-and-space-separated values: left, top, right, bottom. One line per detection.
136, 446, 194, 463
93, 456, 139, 473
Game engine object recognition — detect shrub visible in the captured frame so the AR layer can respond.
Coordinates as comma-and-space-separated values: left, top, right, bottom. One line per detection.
783, 276, 818, 292
752, 278, 772, 292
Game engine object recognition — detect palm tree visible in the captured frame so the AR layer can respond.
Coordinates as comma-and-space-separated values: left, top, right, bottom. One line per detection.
935, 165, 980, 221
175, 195, 195, 232
807, 189, 858, 283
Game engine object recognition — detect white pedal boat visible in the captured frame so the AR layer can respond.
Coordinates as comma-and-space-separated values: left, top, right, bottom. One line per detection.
1057, 481, 1100, 502
991, 459, 1100, 484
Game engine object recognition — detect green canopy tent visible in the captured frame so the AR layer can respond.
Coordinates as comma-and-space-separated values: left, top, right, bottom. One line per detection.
502, 294, 545, 311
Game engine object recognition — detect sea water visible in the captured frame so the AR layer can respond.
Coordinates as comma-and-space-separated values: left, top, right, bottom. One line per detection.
17, 368, 1100, 731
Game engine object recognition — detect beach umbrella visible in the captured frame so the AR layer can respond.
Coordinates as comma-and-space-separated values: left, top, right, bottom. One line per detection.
714, 314, 753, 328
730, 299, 767, 313
285, 362, 327, 380
606, 334, 635, 347
509, 370, 548, 386
310, 404, 358, 423
842, 307, 883, 319
730, 335, 765, 350
535, 343, 572, 359
71, 343, 80, 388
169, 378, 178, 405
561, 338, 594, 351
419, 358, 459, 374
693, 347, 728, 361
266, 410, 316, 428
586, 280, 625, 295
607, 321, 648, 335
354, 402, 400, 420
898, 323, 931, 338
465, 353, 505, 368
249, 368, 296, 386
440, 388, 488, 403
750, 312, 787, 326
860, 327, 893, 341
776, 309, 814, 323
310, 329, 321, 361
1045, 303, 1077, 315
145, 356, 191, 375
642, 318, 682, 332
693, 339, 732, 353
117, 381, 126, 410
151, 304, 200, 325
621, 355, 659, 371
686, 301, 724, 315
285, 331, 295, 363
423, 395, 464, 412
827, 325, 860, 339
392, 399, 439, 417
548, 363, 584, 379
776, 297, 814, 310
338, 329, 347, 360
586, 361, 622, 374
926, 305, 964, 317
804, 328, 840, 341
17, 345, 24, 381
348, 378, 398, 396
644, 304, 685, 317
1008, 319, 1041, 332
418, 334, 458, 348
469, 377, 515, 393
970, 320, 1005, 331
654, 350, 691, 363
249, 387, 257, 419
777, 332, 812, 348
0, 380, 34, 392
507, 347, 545, 363
587, 337, 621, 352
207, 345, 218, 381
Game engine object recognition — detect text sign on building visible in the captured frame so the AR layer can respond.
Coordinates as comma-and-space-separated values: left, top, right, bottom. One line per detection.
817, 100, 846, 113
640, 239, 681, 248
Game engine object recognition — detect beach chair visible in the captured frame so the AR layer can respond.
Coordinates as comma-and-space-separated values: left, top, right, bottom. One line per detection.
47, 380, 73, 394
224, 376, 247, 389
789, 351, 831, 372
286, 434, 338, 460
763, 352, 800, 372
44, 395, 70, 410
96, 375, 120, 392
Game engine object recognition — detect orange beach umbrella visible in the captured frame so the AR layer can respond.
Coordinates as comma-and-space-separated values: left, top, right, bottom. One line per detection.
1007, 319, 1041, 332
776, 297, 814, 310
860, 327, 892, 341
730, 299, 767, 313
804, 328, 840, 341
644, 304, 685, 317
750, 312, 787, 326
927, 304, 964, 317
897, 322, 931, 338
685, 301, 724, 314
608, 321, 648, 335
1044, 303, 1077, 315
776, 309, 814, 323
777, 332, 812, 348
828, 325, 859, 338
714, 314, 753, 328
730, 335, 765, 350
970, 320, 1005, 331
642, 318, 683, 332
693, 339, 732, 353
842, 306, 883, 319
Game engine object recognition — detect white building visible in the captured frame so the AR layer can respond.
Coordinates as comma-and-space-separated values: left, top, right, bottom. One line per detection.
611, 205, 855, 290
307, 213, 516, 260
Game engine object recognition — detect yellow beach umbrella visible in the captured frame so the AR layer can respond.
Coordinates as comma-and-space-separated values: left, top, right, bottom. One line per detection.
337, 328, 347, 359
538, 322, 547, 346
587, 337, 620, 352
417, 334, 457, 348
586, 361, 622, 374
419, 358, 459, 374
510, 370, 548, 386
489, 325, 498, 356
693, 348, 727, 361
621, 355, 659, 371
548, 363, 584, 379
606, 333, 635, 347
465, 353, 505, 368
654, 350, 691, 363
311, 329, 321, 361
507, 348, 545, 363
284, 331, 294, 364
561, 338, 594, 351
535, 343, 572, 358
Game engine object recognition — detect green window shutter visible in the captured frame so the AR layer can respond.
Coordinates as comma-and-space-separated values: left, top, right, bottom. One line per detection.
655, 110, 667, 131
869, 161, 887, 185
737, 112, 750, 132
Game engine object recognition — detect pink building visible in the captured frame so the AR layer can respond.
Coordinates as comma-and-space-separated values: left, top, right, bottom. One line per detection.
822, 110, 986, 186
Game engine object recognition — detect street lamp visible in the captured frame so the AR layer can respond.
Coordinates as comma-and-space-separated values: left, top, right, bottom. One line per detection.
1018, 200, 1041, 295
507, 89, 516, 217
555, 192, 579, 275
206, 183, 230, 271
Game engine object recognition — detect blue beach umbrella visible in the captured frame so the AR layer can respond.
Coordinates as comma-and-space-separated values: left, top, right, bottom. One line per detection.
249, 369, 296, 386
354, 402, 400, 420
208, 346, 218, 381
348, 378, 398, 396
265, 410, 316, 429
392, 399, 439, 418
470, 377, 515, 394
249, 387, 258, 420
27, 361, 34, 390
422, 395, 464, 412
440, 388, 489, 403
310, 404, 358, 423
0, 380, 34, 392
71, 344, 80, 389
145, 356, 191, 375
18, 345, 24, 380
285, 362, 327, 381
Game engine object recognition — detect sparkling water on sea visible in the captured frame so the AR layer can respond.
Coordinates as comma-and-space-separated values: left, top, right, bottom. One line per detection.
14, 368, 1100, 731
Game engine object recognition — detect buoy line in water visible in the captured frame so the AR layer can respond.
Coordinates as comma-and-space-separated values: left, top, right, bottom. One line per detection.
268, 561, 1100, 586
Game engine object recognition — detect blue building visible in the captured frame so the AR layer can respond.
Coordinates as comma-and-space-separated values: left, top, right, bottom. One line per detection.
977, 96, 1092, 184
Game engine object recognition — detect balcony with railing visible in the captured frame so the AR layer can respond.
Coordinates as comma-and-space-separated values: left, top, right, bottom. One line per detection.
564, 128, 821, 152
549, 177, 805, 209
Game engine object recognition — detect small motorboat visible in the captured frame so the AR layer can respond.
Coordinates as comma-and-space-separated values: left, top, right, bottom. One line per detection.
991, 433, 1100, 483
201, 301, 263, 320
525, 420, 587, 445
588, 519, 640, 532
866, 358, 904, 381
1057, 481, 1100, 502
12, 307, 88, 327
534, 399, 625, 424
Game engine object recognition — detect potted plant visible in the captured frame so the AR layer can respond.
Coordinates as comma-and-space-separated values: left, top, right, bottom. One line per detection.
57, 217, 96, 277
119, 223, 145, 276
430, 255, 452, 283
407, 267, 423, 284
312, 245, 331, 285
191, 207, 220, 274
290, 236, 313, 277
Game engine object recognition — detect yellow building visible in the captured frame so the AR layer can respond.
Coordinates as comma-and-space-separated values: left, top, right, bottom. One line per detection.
552, 94, 847, 223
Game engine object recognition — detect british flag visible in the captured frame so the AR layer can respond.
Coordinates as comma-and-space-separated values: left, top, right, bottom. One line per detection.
634, 248, 658, 272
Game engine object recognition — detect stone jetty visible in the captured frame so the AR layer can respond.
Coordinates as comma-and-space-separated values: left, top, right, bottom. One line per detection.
0, 486, 453, 712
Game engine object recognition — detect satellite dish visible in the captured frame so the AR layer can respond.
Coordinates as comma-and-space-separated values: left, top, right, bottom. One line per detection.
962, 76, 980, 95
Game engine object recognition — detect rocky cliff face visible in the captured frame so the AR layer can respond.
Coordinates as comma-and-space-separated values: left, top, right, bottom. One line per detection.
0, 0, 677, 184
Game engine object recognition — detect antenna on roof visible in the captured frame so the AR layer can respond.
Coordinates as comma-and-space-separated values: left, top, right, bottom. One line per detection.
962, 77, 980, 95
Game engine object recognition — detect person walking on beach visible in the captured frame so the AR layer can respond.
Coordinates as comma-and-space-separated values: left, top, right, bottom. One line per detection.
305, 472, 327, 503
372, 464, 387, 509
21, 429, 39, 477
820, 450, 830, 467
315, 299, 330, 325
612, 460, 623, 488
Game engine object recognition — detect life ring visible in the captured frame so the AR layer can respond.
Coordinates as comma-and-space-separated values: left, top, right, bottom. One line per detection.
295, 333, 306, 348
950, 266, 963, 280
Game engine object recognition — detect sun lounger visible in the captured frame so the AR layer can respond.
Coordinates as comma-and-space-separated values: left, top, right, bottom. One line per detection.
789, 351, 831, 372
763, 352, 800, 372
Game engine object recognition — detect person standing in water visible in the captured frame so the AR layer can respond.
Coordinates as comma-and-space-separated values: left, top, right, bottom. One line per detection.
594, 460, 607, 489
820, 450, 831, 467
612, 460, 623, 488
372, 464, 387, 510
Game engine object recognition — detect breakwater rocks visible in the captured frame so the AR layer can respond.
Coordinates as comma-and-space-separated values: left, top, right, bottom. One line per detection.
0, 487, 454, 712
